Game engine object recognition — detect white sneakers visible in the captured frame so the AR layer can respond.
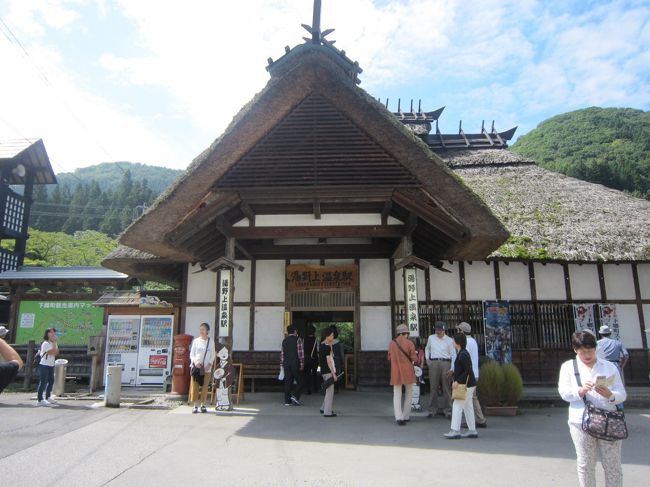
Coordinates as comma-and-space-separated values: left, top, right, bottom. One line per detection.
37, 399, 52, 407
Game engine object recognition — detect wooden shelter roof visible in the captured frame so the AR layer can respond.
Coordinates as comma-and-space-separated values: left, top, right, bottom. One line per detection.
115, 44, 508, 271
0, 139, 57, 185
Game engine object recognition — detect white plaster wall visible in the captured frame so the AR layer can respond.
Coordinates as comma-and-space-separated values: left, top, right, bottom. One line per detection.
360, 259, 390, 301
253, 306, 284, 350
232, 306, 250, 351
360, 306, 391, 351
394, 267, 426, 301
186, 263, 217, 303
184, 306, 216, 338
569, 264, 601, 300
534, 263, 566, 300
236, 213, 402, 227
499, 262, 531, 300
465, 262, 496, 301
233, 260, 251, 303
616, 304, 643, 348
603, 264, 636, 300
639, 264, 650, 299
255, 260, 286, 302
429, 262, 461, 301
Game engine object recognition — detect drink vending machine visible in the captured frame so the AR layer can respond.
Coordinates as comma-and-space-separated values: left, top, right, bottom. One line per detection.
105, 314, 174, 386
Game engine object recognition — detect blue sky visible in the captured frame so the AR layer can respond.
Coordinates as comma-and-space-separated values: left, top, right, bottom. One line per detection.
0, 0, 648, 173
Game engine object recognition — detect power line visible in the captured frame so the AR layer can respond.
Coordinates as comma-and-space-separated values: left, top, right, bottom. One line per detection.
0, 16, 129, 177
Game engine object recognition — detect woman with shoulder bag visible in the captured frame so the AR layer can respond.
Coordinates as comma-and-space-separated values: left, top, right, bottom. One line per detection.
189, 323, 215, 414
37, 327, 59, 406
444, 332, 477, 439
387, 324, 417, 426
558, 331, 627, 487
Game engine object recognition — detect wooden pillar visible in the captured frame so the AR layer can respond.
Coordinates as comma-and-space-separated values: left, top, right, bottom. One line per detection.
248, 259, 256, 351
597, 263, 607, 301
632, 264, 647, 349
493, 261, 502, 300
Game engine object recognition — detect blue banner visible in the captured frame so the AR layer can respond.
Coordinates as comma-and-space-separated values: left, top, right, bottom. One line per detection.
483, 300, 512, 364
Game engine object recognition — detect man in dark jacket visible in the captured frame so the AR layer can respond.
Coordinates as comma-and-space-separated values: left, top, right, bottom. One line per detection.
281, 325, 304, 406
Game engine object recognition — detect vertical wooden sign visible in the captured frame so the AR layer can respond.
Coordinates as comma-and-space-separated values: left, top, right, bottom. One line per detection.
404, 267, 419, 337
218, 269, 232, 338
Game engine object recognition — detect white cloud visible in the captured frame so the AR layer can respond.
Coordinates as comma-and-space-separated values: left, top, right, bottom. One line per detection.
0, 0, 648, 172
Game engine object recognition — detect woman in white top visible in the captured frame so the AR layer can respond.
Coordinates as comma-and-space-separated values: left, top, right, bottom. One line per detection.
37, 327, 59, 406
189, 323, 215, 413
558, 330, 626, 487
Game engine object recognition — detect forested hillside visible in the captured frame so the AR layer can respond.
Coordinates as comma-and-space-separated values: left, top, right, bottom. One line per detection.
511, 107, 650, 199
30, 163, 181, 237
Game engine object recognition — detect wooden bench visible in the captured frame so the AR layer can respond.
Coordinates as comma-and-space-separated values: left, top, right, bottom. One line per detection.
244, 363, 280, 393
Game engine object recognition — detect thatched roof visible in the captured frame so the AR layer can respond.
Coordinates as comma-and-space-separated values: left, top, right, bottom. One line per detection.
101, 246, 183, 285
446, 150, 650, 261
117, 44, 508, 263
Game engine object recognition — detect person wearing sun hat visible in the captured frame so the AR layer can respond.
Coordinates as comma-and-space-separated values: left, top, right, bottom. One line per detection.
388, 324, 417, 425
596, 325, 628, 385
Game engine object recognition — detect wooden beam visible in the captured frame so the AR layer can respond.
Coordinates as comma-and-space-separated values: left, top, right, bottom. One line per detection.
240, 202, 256, 226
313, 198, 321, 220
215, 217, 253, 260
230, 225, 405, 240
405, 213, 418, 237
244, 241, 396, 259
381, 200, 392, 226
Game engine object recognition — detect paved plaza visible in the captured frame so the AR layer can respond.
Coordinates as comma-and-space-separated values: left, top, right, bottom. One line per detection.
1, 390, 649, 486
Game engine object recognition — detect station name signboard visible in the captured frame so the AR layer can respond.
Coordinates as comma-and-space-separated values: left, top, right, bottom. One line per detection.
287, 264, 358, 291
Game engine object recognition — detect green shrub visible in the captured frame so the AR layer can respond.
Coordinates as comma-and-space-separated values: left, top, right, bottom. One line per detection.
501, 363, 523, 406
477, 361, 504, 407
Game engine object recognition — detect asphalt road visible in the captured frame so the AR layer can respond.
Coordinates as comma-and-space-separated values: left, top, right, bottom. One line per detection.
1, 391, 649, 486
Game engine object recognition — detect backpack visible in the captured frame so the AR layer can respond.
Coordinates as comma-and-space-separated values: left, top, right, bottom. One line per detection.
33, 347, 45, 366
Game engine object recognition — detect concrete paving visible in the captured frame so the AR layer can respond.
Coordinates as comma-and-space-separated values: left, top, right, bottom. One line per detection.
1, 390, 649, 487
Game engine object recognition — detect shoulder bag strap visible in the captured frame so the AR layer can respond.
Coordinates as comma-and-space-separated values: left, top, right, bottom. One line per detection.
201, 338, 210, 367
572, 358, 589, 405
393, 339, 413, 363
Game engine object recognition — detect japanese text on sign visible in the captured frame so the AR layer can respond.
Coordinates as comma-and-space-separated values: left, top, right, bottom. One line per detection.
287, 264, 358, 291
218, 269, 232, 338
403, 267, 419, 337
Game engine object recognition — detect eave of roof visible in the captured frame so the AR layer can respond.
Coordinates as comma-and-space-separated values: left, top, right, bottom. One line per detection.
0, 266, 129, 281
0, 139, 57, 185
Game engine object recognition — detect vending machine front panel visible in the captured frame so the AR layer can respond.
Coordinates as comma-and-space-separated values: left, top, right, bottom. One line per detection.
106, 315, 141, 385
136, 315, 174, 386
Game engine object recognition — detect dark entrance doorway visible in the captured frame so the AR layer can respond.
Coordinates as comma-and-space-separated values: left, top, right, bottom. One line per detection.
291, 310, 354, 390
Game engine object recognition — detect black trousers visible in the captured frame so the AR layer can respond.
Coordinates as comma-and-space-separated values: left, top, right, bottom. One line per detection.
284, 364, 303, 403
303, 358, 319, 393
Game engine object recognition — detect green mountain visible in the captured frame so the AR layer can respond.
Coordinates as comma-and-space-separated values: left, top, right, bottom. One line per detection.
30, 162, 182, 237
54, 162, 182, 195
511, 107, 650, 199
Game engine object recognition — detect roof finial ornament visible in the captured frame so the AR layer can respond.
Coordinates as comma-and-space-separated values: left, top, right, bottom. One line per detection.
302, 0, 335, 45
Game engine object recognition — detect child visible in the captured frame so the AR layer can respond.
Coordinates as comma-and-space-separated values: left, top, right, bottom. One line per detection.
411, 338, 426, 412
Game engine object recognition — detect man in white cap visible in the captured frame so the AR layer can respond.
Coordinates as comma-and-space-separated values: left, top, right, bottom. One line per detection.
596, 325, 628, 384
456, 322, 487, 428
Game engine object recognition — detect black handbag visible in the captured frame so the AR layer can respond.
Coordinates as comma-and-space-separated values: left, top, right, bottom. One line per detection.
191, 338, 210, 387
572, 359, 628, 441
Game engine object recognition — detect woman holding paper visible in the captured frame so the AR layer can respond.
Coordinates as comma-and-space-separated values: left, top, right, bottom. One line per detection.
319, 327, 342, 417
558, 331, 627, 487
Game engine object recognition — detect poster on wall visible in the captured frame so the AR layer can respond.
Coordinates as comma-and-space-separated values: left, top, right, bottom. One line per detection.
598, 304, 619, 339
218, 269, 232, 338
483, 300, 512, 364
403, 267, 419, 337
573, 304, 596, 334
16, 301, 104, 345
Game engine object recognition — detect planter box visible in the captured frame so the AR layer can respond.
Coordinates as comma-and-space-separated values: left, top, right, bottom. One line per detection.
485, 406, 518, 416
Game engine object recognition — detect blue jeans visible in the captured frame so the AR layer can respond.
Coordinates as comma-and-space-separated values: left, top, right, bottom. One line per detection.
37, 364, 54, 401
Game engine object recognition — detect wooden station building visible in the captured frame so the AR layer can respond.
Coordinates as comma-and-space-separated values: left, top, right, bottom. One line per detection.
103, 10, 650, 387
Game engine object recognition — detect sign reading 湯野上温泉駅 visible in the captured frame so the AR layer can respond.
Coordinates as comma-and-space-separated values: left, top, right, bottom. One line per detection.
16, 301, 104, 345
287, 264, 358, 291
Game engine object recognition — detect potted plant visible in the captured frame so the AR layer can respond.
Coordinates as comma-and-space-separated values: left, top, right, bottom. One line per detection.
477, 360, 522, 416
